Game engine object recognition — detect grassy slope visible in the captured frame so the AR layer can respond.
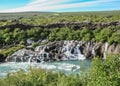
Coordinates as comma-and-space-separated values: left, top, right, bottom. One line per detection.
0, 10, 120, 20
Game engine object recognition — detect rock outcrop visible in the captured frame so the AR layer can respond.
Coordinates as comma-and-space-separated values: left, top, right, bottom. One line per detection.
5, 41, 119, 63
0, 20, 120, 30
107, 44, 120, 54
0, 54, 6, 62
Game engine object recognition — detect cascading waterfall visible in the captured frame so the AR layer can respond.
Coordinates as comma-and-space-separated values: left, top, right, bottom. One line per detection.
35, 41, 86, 62
103, 42, 108, 60
63, 41, 85, 60
76, 44, 85, 60
92, 46, 95, 57
28, 56, 32, 62
7, 40, 107, 63
63, 41, 73, 58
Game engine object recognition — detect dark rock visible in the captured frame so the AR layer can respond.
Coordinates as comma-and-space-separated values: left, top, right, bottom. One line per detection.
0, 54, 6, 62
94, 44, 103, 57
5, 41, 119, 63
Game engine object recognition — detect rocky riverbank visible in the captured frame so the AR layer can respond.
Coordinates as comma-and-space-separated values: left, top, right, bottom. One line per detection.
5, 41, 120, 62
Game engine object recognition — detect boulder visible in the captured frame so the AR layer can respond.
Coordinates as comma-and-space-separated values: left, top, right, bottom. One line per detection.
107, 44, 116, 54
114, 45, 120, 54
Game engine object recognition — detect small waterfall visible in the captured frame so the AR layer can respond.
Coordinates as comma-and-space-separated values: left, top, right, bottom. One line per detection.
46, 53, 49, 59
92, 43, 96, 57
28, 56, 32, 62
20, 57, 23, 62
63, 41, 86, 60
76, 44, 85, 60
103, 42, 108, 60
14, 57, 17, 62
63, 41, 72, 58
92, 47, 95, 57
76, 44, 80, 54
87, 42, 90, 50
37, 56, 41, 62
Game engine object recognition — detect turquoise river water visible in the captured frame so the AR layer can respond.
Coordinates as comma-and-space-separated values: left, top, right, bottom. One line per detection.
0, 60, 91, 78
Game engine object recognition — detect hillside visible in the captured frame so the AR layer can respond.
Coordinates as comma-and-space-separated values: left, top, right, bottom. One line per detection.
0, 10, 120, 62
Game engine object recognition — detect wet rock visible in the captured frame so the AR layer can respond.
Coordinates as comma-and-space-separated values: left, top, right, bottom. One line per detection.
94, 44, 103, 57
114, 45, 120, 54
5, 41, 119, 63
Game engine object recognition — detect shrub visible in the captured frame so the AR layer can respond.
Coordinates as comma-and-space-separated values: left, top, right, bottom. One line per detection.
86, 55, 120, 86
0, 55, 119, 86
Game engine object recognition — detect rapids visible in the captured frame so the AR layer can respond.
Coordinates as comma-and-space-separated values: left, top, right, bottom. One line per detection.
0, 60, 91, 78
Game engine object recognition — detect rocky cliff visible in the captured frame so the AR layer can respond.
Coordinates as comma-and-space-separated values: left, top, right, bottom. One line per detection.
5, 41, 120, 62
0, 20, 120, 30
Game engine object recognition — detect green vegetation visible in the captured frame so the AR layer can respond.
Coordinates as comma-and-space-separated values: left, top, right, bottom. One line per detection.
0, 27, 49, 48
0, 11, 120, 49
0, 45, 25, 57
0, 26, 120, 48
85, 55, 120, 86
0, 11, 120, 24
0, 55, 119, 86
0, 11, 119, 85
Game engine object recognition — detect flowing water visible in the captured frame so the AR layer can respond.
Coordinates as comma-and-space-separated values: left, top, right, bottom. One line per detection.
0, 60, 91, 78
0, 42, 109, 78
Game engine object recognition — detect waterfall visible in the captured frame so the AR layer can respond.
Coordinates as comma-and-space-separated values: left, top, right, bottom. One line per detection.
14, 56, 17, 62
64, 41, 72, 57
92, 47, 95, 57
28, 54, 34, 62
20, 57, 23, 62
46, 53, 49, 59
6, 41, 89, 62
103, 42, 108, 60
76, 44, 81, 54
76, 44, 85, 60
28, 58, 31, 62
63, 41, 86, 60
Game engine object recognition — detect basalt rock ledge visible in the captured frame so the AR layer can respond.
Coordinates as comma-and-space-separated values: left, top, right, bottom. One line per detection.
5, 41, 120, 62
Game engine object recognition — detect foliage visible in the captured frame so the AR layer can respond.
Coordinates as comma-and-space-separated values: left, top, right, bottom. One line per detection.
0, 45, 25, 57
0, 68, 82, 86
86, 55, 120, 86
0, 11, 120, 48
0, 26, 119, 48
31, 42, 39, 49
0, 55, 119, 86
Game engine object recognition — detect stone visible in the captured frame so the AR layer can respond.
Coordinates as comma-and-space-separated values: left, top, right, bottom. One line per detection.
5, 41, 119, 63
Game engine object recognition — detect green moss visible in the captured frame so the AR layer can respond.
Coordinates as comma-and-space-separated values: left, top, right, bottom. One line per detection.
0, 45, 25, 57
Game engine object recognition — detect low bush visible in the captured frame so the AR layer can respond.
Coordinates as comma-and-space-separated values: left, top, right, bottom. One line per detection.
0, 55, 119, 86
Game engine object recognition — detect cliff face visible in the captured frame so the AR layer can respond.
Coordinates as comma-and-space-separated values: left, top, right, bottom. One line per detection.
0, 20, 120, 29
5, 41, 120, 62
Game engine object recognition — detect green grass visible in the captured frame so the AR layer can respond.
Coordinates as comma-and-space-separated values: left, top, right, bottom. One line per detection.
0, 55, 119, 86
0, 45, 25, 57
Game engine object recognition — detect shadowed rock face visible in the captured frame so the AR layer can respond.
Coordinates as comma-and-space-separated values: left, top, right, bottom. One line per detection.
0, 54, 6, 62
0, 20, 120, 30
5, 41, 119, 63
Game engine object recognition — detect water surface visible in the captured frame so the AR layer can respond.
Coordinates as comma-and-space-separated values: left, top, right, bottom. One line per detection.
0, 60, 91, 78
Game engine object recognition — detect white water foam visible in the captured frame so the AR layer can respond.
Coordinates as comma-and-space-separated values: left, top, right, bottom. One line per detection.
0, 60, 91, 78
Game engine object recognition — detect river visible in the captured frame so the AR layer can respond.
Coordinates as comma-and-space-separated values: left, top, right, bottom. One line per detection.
0, 60, 91, 78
